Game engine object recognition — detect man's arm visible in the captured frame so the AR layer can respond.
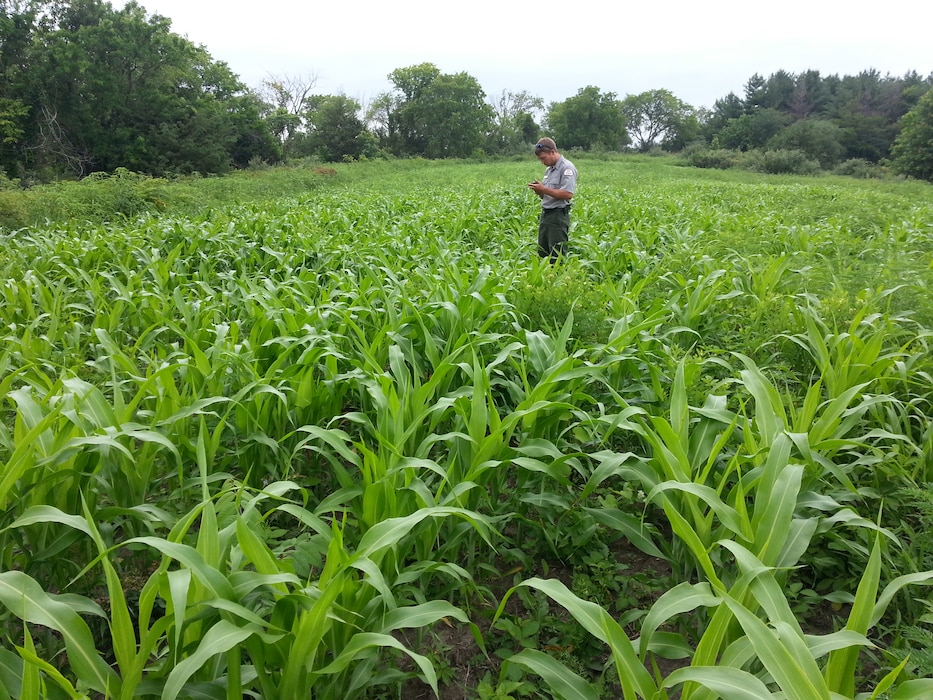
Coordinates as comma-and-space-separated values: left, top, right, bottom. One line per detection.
528, 180, 573, 200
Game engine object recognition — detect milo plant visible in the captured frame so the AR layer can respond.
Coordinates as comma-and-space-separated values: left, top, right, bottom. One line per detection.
781, 303, 912, 400
659, 265, 742, 334
492, 537, 933, 699
0, 482, 493, 699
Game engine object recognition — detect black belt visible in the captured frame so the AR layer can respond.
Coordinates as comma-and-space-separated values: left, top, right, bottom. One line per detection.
543, 205, 571, 213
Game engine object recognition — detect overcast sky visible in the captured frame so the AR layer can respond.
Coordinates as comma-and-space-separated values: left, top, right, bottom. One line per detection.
116, 0, 932, 111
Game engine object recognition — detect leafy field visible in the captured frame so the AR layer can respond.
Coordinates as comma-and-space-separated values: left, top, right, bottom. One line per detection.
1, 158, 933, 699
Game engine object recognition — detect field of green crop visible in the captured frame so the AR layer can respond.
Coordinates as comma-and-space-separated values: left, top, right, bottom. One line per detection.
1, 158, 933, 699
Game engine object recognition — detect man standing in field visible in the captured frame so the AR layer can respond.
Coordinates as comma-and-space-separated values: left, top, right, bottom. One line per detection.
528, 137, 577, 261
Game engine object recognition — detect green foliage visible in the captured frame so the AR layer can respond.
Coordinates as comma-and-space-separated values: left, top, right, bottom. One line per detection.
833, 158, 885, 179
680, 144, 823, 175
513, 260, 611, 345
702, 92, 744, 140
621, 89, 699, 152
488, 90, 545, 154
767, 118, 846, 168
1, 159, 933, 697
0, 164, 338, 229
0, 97, 28, 150
679, 146, 741, 169
891, 88, 933, 182
715, 108, 791, 150
546, 86, 629, 151
744, 148, 822, 175
300, 94, 375, 162
1, 0, 274, 178
383, 63, 494, 158
0, 168, 177, 228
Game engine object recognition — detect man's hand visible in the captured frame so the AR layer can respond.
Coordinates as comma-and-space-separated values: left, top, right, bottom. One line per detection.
528, 179, 545, 197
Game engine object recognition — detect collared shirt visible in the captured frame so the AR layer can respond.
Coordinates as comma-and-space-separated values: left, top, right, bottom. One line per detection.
540, 155, 578, 210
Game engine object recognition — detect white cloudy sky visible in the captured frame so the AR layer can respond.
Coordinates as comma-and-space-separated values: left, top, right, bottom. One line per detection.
116, 0, 932, 111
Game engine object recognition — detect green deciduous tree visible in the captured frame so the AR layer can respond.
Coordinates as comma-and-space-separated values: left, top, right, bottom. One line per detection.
0, 97, 27, 146
621, 89, 698, 151
301, 94, 375, 162
419, 72, 494, 158
488, 89, 544, 153
891, 87, 933, 182
3, 0, 278, 178
545, 86, 627, 151
715, 109, 790, 151
382, 63, 493, 158
835, 109, 894, 162
0, 0, 38, 174
257, 72, 319, 160
227, 92, 282, 167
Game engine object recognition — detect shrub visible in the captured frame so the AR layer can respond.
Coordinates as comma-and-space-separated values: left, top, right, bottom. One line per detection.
680, 146, 740, 170
0, 169, 18, 190
767, 119, 845, 169
513, 261, 610, 345
0, 168, 176, 230
744, 149, 821, 175
833, 158, 884, 179
0, 191, 29, 230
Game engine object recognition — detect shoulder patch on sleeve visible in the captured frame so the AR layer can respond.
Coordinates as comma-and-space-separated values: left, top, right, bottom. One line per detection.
564, 168, 574, 176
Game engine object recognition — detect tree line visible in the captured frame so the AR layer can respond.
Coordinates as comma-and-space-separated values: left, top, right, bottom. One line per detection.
2, 0, 932, 183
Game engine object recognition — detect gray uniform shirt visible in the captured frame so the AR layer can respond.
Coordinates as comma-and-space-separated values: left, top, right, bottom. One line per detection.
540, 155, 578, 210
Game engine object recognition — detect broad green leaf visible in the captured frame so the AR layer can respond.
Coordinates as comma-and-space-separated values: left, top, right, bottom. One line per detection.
804, 630, 874, 660
722, 593, 829, 700
6, 505, 93, 538
870, 570, 933, 628
313, 632, 438, 696
353, 507, 492, 561
127, 536, 235, 601
0, 391, 66, 509
665, 665, 772, 699
497, 577, 655, 699
0, 647, 24, 699
506, 648, 599, 700
736, 354, 787, 444
891, 679, 933, 699
275, 504, 333, 538
582, 507, 665, 559
279, 569, 344, 697
647, 480, 748, 540
167, 568, 192, 656
161, 620, 257, 700
235, 518, 289, 592
638, 582, 719, 660
825, 535, 881, 695
378, 601, 469, 633
0, 572, 120, 695
13, 641, 82, 700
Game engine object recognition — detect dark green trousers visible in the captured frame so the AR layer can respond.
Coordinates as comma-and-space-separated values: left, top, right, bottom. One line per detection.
538, 206, 570, 260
